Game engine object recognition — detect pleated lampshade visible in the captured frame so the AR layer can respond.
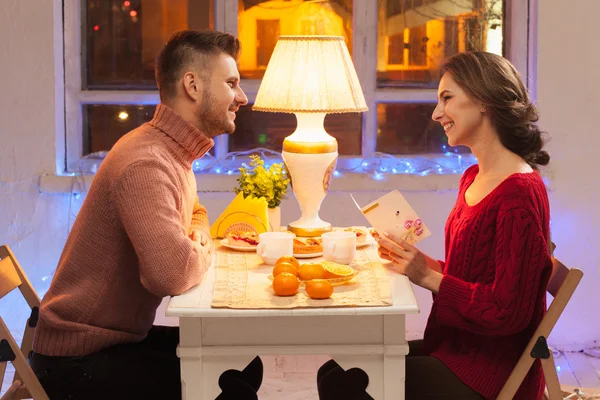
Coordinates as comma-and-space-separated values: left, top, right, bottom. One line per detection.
252, 36, 368, 114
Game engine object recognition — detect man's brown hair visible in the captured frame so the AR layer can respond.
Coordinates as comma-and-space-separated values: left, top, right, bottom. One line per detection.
155, 30, 241, 101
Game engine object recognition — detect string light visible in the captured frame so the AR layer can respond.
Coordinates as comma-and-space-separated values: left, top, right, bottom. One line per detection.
75, 148, 475, 178
189, 148, 476, 177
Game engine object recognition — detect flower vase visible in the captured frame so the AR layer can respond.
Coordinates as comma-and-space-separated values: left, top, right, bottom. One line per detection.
268, 206, 281, 232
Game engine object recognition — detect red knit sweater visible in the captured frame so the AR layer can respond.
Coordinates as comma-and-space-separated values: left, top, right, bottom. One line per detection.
424, 164, 553, 400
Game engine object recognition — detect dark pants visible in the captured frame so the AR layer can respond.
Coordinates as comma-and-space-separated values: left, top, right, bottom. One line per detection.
30, 326, 181, 400
405, 340, 487, 400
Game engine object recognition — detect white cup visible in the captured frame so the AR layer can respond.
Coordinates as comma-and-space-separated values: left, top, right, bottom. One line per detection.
322, 231, 356, 264
256, 232, 294, 265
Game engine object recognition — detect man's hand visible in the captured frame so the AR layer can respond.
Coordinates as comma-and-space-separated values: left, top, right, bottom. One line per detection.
190, 230, 210, 247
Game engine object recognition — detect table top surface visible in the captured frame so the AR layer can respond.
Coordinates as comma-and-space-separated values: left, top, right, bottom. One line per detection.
166, 242, 420, 318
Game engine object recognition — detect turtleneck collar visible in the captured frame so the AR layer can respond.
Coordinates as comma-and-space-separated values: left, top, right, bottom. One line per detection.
149, 103, 214, 165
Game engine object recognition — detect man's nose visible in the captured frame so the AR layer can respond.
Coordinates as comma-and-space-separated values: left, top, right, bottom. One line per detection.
236, 87, 248, 106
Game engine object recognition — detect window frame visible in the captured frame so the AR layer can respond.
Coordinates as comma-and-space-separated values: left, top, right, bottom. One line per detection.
61, 0, 533, 175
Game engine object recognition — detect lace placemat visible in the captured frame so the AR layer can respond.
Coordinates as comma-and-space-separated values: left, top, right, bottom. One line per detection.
211, 242, 392, 309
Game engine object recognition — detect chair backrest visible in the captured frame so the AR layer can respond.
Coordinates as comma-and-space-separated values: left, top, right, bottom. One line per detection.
0, 245, 48, 400
497, 257, 584, 400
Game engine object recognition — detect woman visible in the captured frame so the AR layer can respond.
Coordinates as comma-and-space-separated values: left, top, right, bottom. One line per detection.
377, 52, 553, 400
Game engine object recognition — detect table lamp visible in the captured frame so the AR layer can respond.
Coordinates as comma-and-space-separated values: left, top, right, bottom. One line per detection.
253, 36, 368, 237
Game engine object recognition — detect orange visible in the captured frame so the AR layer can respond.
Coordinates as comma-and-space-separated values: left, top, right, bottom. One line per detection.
276, 255, 300, 269
272, 262, 298, 277
306, 279, 334, 299
322, 261, 355, 278
298, 263, 327, 281
272, 272, 299, 296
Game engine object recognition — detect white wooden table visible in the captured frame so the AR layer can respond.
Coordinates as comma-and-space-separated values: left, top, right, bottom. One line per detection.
167, 252, 419, 400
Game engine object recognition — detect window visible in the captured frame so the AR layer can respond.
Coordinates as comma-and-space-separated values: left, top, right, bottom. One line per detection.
65, 0, 213, 171
377, 0, 504, 88
237, 0, 353, 80
63, 0, 529, 175
85, 0, 213, 89
83, 104, 156, 155
373, 0, 504, 157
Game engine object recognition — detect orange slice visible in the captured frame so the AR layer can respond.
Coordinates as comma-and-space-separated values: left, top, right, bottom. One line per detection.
322, 262, 355, 278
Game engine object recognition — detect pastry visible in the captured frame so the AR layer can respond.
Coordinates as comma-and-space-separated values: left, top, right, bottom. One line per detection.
293, 237, 323, 254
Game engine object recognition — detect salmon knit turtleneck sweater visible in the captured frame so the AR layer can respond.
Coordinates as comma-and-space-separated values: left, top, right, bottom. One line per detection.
33, 104, 214, 356
425, 165, 553, 400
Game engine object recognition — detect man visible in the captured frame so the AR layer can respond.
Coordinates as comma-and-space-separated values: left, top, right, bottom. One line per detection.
30, 30, 248, 399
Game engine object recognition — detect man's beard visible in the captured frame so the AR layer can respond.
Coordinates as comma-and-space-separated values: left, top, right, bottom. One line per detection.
195, 90, 236, 137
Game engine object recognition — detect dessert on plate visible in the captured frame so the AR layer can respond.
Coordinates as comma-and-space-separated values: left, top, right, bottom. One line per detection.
226, 231, 259, 247
344, 227, 368, 244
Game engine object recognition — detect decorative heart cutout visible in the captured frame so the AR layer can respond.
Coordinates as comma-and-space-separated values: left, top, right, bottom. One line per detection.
317, 359, 373, 400
215, 356, 263, 400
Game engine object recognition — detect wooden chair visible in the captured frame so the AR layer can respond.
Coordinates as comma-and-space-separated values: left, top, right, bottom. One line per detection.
497, 256, 584, 400
0, 245, 48, 400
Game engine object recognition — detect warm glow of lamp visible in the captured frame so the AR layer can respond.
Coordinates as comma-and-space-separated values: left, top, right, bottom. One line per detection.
253, 36, 367, 236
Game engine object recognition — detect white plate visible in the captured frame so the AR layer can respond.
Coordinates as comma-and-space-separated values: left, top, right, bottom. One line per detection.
292, 236, 375, 259
220, 238, 257, 252
293, 252, 323, 259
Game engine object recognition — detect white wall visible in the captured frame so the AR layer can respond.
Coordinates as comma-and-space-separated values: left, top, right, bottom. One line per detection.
0, 0, 598, 351
537, 0, 600, 350
0, 1, 71, 338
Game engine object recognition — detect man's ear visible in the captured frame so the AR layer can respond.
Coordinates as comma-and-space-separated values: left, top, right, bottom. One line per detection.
182, 71, 203, 101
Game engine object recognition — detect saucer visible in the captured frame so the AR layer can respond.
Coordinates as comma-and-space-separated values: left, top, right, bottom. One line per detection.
293, 251, 323, 259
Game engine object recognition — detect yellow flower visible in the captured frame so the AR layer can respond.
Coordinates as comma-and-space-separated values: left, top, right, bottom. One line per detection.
234, 155, 290, 208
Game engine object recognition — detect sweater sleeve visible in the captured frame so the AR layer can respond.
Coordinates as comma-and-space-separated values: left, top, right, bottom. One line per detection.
190, 197, 211, 241
436, 206, 550, 336
113, 160, 211, 297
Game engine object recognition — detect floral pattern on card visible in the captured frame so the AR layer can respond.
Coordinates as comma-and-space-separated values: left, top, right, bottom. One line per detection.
402, 218, 424, 243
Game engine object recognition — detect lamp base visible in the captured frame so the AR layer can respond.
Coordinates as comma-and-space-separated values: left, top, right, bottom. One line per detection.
282, 113, 338, 237
287, 221, 332, 237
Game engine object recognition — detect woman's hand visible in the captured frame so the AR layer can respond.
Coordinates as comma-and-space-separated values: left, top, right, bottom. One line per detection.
376, 232, 442, 293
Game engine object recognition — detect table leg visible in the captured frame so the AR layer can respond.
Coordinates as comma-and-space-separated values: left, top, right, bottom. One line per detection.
178, 318, 203, 400
383, 315, 407, 400
384, 352, 406, 399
